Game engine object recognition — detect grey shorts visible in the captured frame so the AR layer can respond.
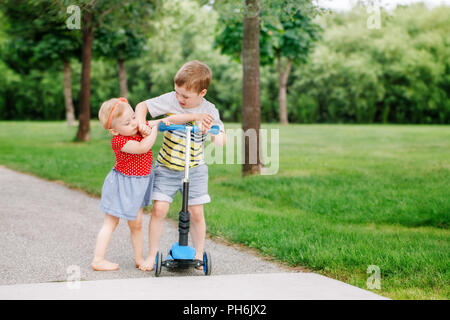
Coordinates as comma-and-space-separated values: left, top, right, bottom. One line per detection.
151, 163, 210, 205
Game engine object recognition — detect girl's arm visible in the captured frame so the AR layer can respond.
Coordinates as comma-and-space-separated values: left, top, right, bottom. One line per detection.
135, 102, 148, 127
120, 126, 158, 154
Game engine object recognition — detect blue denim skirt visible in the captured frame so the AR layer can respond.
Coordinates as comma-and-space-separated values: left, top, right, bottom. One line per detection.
99, 168, 154, 220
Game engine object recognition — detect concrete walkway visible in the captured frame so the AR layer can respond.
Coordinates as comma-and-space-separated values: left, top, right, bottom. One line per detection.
0, 273, 386, 300
0, 166, 387, 300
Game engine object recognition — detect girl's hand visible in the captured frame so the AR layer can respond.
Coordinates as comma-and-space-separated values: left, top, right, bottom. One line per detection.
161, 118, 172, 126
139, 124, 152, 137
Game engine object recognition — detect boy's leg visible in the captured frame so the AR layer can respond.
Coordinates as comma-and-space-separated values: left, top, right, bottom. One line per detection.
92, 214, 120, 271
139, 200, 170, 271
128, 208, 144, 268
189, 204, 206, 261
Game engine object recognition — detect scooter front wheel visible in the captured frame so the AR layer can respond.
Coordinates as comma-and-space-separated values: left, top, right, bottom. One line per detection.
203, 251, 212, 276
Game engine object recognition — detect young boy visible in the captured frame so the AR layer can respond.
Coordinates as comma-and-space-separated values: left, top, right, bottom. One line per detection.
135, 60, 226, 271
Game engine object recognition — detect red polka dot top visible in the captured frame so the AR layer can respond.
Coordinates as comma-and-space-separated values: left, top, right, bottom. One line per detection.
111, 134, 153, 176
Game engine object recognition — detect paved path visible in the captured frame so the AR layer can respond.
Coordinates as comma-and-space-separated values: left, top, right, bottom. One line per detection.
0, 166, 387, 299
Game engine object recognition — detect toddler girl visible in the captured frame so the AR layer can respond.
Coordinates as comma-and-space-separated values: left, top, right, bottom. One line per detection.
92, 97, 169, 271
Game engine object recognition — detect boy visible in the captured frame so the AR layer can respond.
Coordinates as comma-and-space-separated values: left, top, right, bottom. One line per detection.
135, 60, 226, 271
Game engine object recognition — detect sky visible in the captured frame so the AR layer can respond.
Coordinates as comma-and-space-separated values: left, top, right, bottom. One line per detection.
315, 0, 450, 11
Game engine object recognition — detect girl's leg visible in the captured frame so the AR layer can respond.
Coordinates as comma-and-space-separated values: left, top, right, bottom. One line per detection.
91, 214, 120, 271
139, 200, 169, 271
189, 204, 206, 262
128, 208, 144, 268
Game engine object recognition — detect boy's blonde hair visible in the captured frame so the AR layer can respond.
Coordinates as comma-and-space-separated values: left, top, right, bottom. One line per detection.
174, 60, 212, 94
98, 98, 128, 129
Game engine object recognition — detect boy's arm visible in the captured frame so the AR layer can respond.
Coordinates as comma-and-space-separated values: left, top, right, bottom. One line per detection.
120, 126, 158, 154
164, 113, 212, 126
209, 106, 226, 146
211, 131, 226, 146
135, 100, 210, 127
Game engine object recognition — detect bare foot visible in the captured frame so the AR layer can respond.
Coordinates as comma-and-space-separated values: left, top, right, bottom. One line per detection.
135, 259, 145, 269
194, 255, 203, 270
91, 259, 120, 271
138, 256, 155, 271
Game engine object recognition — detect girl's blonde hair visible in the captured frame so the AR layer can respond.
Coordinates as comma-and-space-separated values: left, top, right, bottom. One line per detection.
98, 98, 128, 129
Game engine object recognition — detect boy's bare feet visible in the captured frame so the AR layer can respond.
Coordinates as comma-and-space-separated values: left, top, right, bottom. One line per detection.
135, 259, 145, 268
194, 255, 204, 270
138, 256, 155, 271
91, 259, 120, 271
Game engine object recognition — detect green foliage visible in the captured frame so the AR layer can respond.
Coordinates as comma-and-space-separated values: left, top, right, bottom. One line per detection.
93, 0, 157, 61
0, 1, 449, 123
214, 0, 322, 65
0, 0, 81, 72
289, 4, 450, 124
94, 28, 147, 61
125, 0, 243, 119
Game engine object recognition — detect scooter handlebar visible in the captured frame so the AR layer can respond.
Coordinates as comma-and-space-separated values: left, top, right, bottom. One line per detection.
158, 122, 220, 135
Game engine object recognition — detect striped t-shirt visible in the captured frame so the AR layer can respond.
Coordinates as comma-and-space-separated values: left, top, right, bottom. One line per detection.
145, 92, 224, 171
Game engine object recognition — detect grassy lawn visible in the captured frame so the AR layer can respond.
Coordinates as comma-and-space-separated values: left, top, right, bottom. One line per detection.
0, 121, 449, 299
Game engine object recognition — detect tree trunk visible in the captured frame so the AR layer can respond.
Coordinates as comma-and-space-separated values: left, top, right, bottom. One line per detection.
63, 61, 76, 126
242, 0, 262, 176
76, 10, 94, 142
118, 59, 128, 99
277, 55, 291, 125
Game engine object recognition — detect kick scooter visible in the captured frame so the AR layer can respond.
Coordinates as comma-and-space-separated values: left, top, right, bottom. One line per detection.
154, 122, 220, 276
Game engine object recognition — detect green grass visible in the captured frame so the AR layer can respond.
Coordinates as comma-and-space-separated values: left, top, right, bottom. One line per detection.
1, 121, 449, 299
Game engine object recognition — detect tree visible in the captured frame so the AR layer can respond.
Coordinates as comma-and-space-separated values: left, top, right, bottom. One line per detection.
215, 1, 321, 124
0, 0, 81, 125
34, 34, 81, 126
94, 28, 147, 99
271, 11, 321, 124
242, 0, 262, 175
61, 0, 157, 141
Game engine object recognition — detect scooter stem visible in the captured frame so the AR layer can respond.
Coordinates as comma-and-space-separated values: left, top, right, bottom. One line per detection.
183, 126, 192, 183
179, 126, 192, 246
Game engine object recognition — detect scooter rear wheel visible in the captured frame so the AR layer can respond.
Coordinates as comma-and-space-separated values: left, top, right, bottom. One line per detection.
155, 251, 162, 277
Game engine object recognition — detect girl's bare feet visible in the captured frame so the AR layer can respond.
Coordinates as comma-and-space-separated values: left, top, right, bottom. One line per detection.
91, 259, 120, 271
138, 256, 154, 271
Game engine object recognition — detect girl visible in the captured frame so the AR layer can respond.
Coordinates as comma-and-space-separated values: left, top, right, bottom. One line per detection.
92, 97, 169, 271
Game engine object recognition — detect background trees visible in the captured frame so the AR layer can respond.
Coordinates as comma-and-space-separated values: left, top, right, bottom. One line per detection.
288, 4, 450, 124
0, 0, 81, 125
0, 1, 448, 124
215, 0, 321, 125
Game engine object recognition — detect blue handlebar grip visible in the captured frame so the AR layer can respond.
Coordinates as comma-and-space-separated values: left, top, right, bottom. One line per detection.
208, 125, 220, 135
158, 122, 186, 132
158, 122, 220, 135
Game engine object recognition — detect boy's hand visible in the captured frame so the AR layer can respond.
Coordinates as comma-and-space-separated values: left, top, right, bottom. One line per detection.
160, 118, 172, 126
196, 113, 213, 134
147, 118, 172, 129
